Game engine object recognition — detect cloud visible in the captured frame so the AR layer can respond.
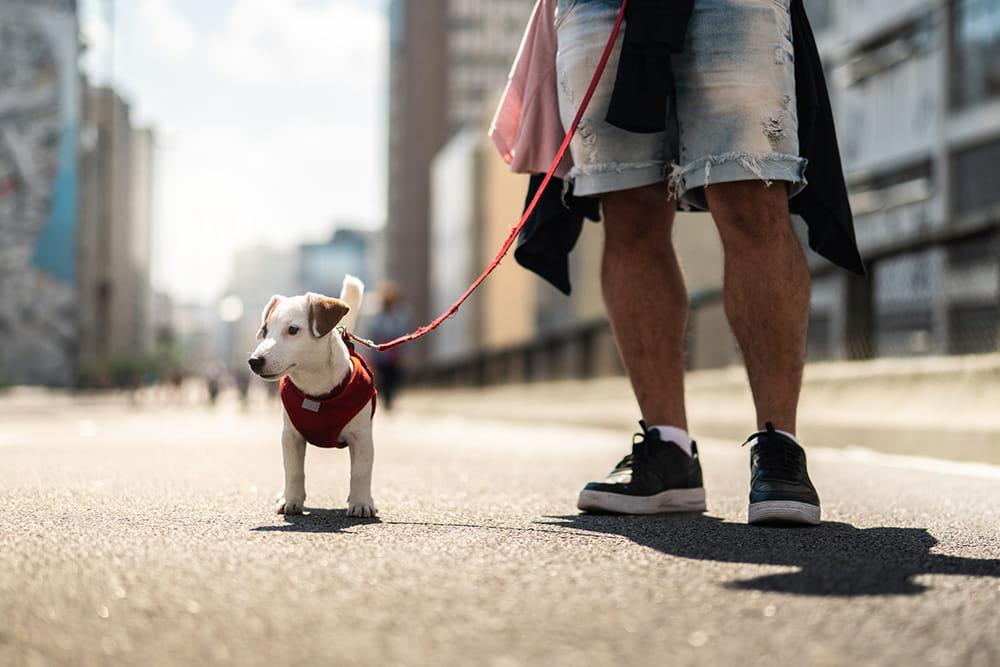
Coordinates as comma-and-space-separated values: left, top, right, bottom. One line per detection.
79, 0, 195, 83
206, 0, 385, 88
153, 120, 383, 302
136, 0, 197, 62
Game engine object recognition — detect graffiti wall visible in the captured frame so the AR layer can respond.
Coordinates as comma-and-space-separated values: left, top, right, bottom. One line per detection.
0, 0, 79, 385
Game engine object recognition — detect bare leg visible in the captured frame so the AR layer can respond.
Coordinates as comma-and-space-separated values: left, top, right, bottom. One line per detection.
601, 183, 687, 428
706, 181, 810, 434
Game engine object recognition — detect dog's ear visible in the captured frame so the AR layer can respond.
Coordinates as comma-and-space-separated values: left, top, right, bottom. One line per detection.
257, 295, 284, 340
307, 292, 350, 338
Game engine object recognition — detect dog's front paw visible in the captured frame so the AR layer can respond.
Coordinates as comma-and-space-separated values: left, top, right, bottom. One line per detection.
276, 493, 306, 515
346, 497, 377, 518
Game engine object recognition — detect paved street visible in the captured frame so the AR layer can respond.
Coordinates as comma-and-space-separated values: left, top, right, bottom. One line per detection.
2, 393, 999, 666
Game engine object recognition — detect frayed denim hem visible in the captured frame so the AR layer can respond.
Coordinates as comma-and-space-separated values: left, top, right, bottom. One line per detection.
668, 151, 808, 210
566, 161, 666, 198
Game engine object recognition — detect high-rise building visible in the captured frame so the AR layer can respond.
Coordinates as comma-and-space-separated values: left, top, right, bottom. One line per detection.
0, 0, 81, 386
386, 0, 534, 360
77, 85, 157, 376
216, 244, 299, 373
299, 228, 376, 297
444, 0, 535, 134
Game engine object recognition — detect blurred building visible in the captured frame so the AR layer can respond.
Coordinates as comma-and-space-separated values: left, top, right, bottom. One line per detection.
0, 0, 161, 387
171, 301, 217, 372
216, 245, 298, 373
77, 85, 157, 376
299, 227, 381, 297
0, 0, 81, 386
806, 0, 1000, 358
401, 0, 1000, 387
0, 0, 80, 385
386, 0, 534, 358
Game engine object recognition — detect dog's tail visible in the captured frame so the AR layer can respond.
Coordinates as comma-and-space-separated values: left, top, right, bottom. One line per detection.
339, 275, 365, 333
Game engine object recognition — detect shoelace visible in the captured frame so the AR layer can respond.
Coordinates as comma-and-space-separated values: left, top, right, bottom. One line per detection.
742, 422, 804, 480
611, 427, 653, 472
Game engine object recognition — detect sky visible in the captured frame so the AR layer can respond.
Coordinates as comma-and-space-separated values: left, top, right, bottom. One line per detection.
78, 0, 389, 304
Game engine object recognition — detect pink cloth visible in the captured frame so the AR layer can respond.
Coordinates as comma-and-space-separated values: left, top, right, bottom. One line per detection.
489, 0, 571, 178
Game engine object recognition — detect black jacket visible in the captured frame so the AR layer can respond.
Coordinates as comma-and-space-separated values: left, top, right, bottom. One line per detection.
514, 0, 865, 296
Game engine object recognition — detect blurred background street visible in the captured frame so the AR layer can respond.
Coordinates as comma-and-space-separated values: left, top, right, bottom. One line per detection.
3, 0, 1000, 664
3, 0, 1000, 403
2, 392, 999, 666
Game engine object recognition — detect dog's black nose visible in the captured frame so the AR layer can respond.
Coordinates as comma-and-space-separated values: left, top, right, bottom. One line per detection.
248, 357, 265, 372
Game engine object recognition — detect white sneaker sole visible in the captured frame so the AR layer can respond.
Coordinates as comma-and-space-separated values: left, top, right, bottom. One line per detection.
577, 487, 706, 515
748, 500, 821, 526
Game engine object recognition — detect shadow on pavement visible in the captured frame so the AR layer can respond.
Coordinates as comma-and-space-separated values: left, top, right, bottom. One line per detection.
253, 512, 617, 539
252, 507, 382, 533
540, 514, 1000, 596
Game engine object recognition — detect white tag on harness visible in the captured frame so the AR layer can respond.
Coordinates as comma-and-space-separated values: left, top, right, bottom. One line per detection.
302, 398, 321, 413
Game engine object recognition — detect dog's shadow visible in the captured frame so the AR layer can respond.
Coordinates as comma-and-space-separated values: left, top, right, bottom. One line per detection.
252, 507, 381, 534
539, 513, 1000, 597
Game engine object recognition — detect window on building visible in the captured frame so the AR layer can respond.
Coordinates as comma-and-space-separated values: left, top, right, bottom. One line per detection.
952, 0, 1000, 109
948, 304, 1000, 353
873, 250, 938, 356
952, 138, 1000, 217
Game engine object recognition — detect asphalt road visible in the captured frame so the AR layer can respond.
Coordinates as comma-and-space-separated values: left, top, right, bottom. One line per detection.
2, 393, 999, 666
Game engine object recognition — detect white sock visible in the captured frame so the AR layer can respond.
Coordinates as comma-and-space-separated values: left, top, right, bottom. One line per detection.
775, 429, 801, 447
649, 425, 693, 457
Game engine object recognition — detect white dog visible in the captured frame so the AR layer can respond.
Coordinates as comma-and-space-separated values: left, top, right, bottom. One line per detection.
248, 276, 377, 518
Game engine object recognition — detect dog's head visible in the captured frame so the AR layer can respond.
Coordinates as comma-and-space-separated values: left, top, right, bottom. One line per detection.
247, 293, 350, 381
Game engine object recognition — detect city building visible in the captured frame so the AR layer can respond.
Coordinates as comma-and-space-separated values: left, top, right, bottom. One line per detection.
385, 0, 534, 360
216, 244, 299, 374
805, 0, 1000, 359
416, 0, 1000, 386
0, 0, 81, 385
77, 85, 157, 378
299, 228, 379, 297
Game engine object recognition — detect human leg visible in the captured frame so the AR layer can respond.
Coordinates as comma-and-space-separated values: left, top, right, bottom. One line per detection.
668, 0, 820, 524
707, 181, 809, 433
601, 183, 688, 428
557, 0, 704, 513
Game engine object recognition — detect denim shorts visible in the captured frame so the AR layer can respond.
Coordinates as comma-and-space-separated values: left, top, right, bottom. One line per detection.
555, 0, 808, 208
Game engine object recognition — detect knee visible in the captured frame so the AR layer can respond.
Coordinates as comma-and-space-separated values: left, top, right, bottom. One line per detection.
710, 182, 795, 248
602, 183, 673, 249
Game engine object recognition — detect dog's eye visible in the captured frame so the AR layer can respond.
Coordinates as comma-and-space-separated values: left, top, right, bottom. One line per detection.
287, 325, 300, 336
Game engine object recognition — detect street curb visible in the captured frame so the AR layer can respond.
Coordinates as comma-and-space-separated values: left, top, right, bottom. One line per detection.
397, 353, 1000, 466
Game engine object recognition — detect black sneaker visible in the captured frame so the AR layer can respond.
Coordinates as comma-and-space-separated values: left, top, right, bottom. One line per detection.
577, 421, 706, 514
745, 423, 821, 525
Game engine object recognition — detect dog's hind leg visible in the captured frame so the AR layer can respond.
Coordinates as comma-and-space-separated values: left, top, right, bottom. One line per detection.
276, 411, 307, 515
344, 405, 376, 518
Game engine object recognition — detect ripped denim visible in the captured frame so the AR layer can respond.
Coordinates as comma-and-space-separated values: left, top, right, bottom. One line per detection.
555, 0, 807, 206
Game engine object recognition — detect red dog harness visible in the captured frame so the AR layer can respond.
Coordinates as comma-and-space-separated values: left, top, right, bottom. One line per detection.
279, 345, 377, 448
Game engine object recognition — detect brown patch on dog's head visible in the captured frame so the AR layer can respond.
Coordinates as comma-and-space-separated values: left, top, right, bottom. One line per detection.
306, 292, 350, 338
257, 295, 284, 340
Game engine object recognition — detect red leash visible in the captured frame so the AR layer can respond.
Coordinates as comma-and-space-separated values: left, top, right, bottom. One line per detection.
348, 0, 628, 352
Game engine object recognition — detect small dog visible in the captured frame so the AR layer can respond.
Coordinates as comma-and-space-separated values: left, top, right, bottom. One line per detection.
248, 276, 377, 518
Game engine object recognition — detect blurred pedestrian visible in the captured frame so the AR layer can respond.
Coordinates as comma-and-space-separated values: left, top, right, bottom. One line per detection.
493, 0, 865, 525
235, 369, 251, 410
365, 283, 410, 411
205, 362, 224, 407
